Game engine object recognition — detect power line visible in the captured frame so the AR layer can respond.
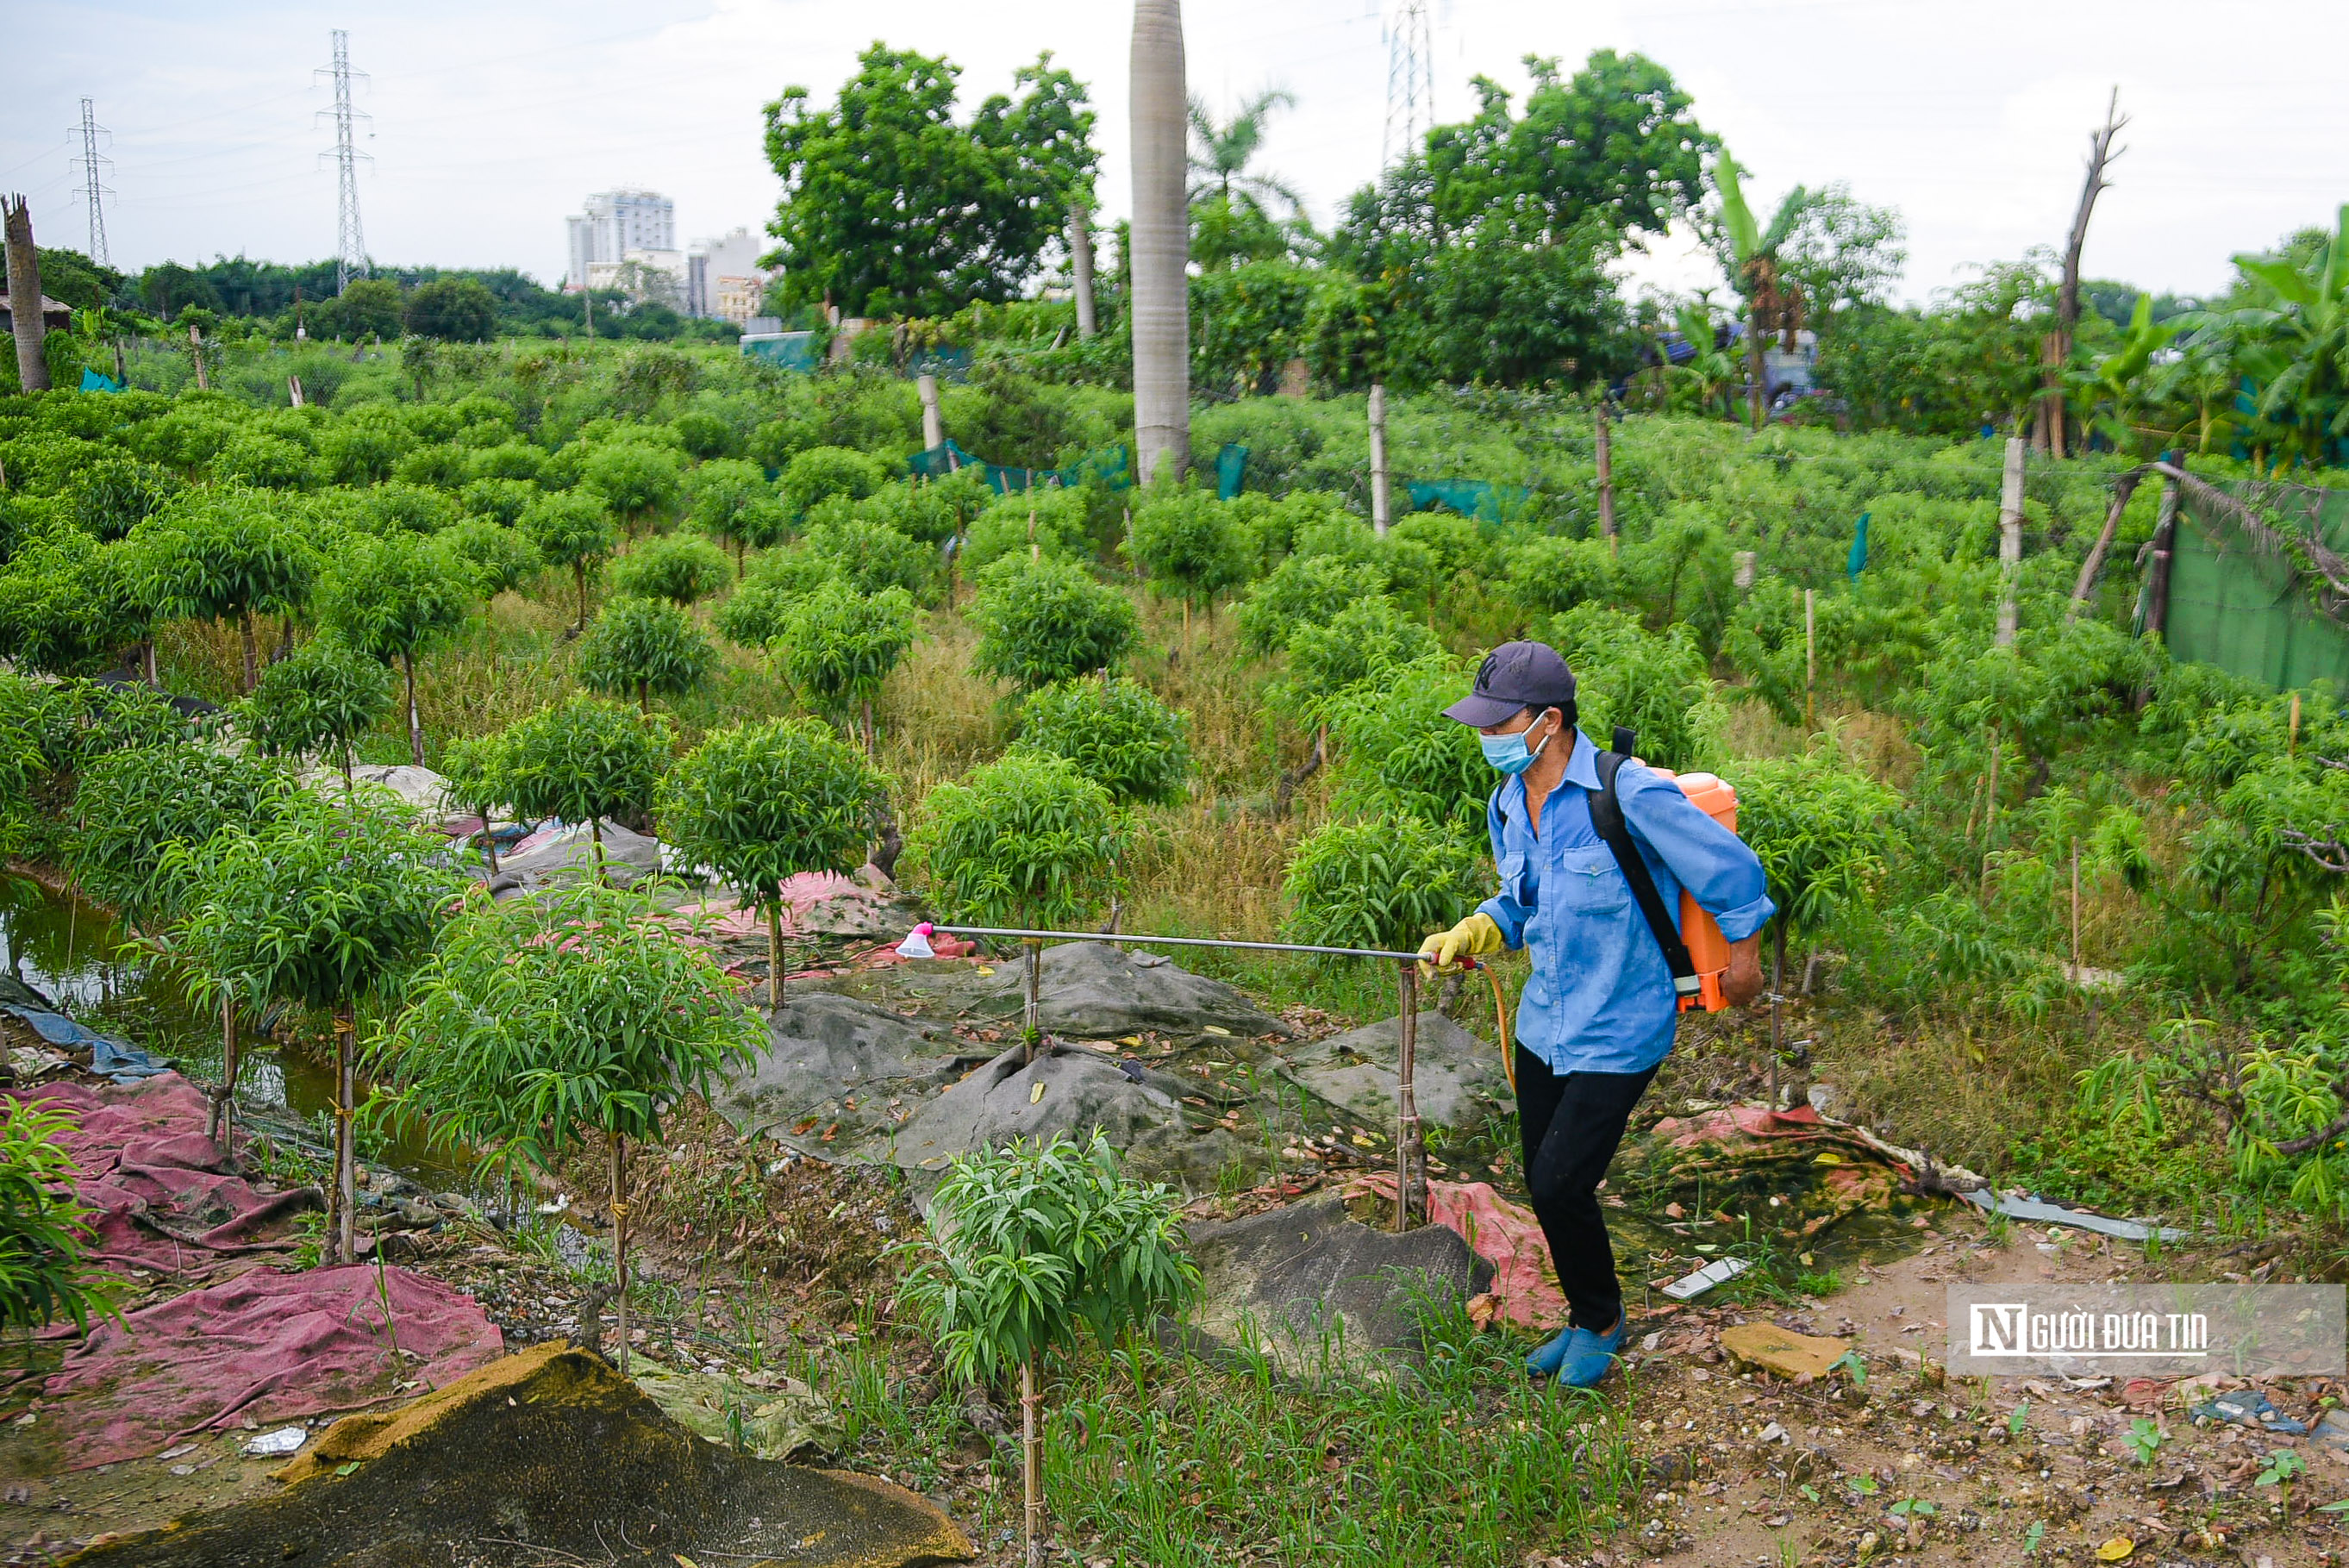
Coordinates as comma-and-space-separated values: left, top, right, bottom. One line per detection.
72, 97, 114, 266
315, 28, 371, 292
1381, 0, 1434, 170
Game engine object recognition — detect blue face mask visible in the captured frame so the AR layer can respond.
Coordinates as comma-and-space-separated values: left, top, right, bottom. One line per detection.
1479, 719, 1553, 777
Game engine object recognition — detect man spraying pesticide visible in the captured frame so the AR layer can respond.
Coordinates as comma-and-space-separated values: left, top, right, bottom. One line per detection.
1418, 641, 1772, 1389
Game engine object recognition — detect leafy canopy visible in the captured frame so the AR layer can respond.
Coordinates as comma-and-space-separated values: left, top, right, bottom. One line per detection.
969, 558, 1139, 691
497, 695, 673, 828
779, 579, 920, 719
577, 596, 718, 707
659, 717, 884, 911
894, 1132, 1196, 1388
71, 747, 292, 929
1282, 811, 1486, 955
609, 533, 729, 607
763, 47, 1099, 319
239, 636, 395, 770
906, 750, 1122, 928
0, 1099, 116, 1336
371, 883, 763, 1171
1012, 677, 1192, 808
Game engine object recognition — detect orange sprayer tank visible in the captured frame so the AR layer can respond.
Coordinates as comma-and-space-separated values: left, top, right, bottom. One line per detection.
1646, 768, 1739, 1012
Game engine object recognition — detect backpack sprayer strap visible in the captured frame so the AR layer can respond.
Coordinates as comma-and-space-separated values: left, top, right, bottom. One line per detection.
1589, 728, 1701, 1006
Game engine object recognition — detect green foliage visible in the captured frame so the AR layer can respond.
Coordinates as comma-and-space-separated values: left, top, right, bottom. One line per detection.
239, 635, 396, 777
0, 527, 147, 676
1281, 813, 1485, 954
70, 747, 291, 928
403, 278, 498, 342
66, 456, 179, 541
211, 432, 316, 490
893, 1132, 1195, 1389
1322, 653, 1488, 834
779, 445, 890, 520
961, 487, 1093, 572
802, 504, 935, 600
1506, 534, 1618, 616
441, 517, 544, 597
167, 790, 464, 1015
711, 551, 840, 650
764, 47, 1099, 320
1012, 677, 1191, 807
0, 1099, 116, 1337
778, 580, 920, 723
688, 458, 789, 567
906, 750, 1122, 928
1284, 597, 1443, 718
609, 533, 729, 607
521, 492, 621, 629
659, 718, 885, 911
319, 531, 478, 665
497, 694, 673, 828
576, 597, 718, 709
371, 883, 762, 1171
968, 558, 1139, 691
128, 493, 316, 635
1545, 603, 1717, 771
584, 442, 683, 527
458, 477, 538, 528
1235, 553, 1385, 657
1734, 754, 1901, 945
1125, 489, 1254, 608
669, 410, 736, 460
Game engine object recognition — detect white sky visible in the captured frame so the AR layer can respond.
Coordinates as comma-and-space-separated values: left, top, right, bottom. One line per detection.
7, 0, 2345, 307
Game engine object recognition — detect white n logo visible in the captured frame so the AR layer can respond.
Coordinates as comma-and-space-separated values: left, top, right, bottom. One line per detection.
1971, 1303, 2027, 1355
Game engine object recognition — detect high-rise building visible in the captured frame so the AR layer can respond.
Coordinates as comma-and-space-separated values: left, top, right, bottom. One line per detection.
565, 190, 674, 291
684, 228, 772, 324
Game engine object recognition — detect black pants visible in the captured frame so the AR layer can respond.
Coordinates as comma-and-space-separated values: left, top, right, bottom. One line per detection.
1515, 1047, 1658, 1334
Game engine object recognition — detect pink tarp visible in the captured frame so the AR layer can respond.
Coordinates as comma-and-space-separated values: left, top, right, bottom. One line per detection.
1649, 1102, 1922, 1179
36, 1264, 505, 1470
1352, 1174, 1565, 1329
3, 1073, 320, 1280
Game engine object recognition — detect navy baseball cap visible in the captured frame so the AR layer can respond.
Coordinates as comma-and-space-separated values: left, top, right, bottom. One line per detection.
1442, 640, 1577, 727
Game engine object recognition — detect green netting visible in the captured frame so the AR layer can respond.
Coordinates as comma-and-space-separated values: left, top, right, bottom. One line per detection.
1403, 478, 1535, 523
2166, 479, 2349, 692
1215, 442, 1247, 501
740, 332, 822, 372
906, 440, 1131, 496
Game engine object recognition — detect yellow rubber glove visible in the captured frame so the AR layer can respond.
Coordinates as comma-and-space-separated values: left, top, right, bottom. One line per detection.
1418, 911, 1504, 971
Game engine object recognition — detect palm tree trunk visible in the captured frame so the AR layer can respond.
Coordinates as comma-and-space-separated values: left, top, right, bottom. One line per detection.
403, 651, 423, 767
1129, 0, 1191, 484
3, 197, 51, 394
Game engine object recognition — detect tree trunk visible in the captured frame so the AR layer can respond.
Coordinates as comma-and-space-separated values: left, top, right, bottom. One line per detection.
240, 610, 259, 693
860, 697, 876, 763
1069, 206, 1098, 340
769, 902, 785, 1010
341, 743, 356, 803
3, 197, 51, 393
1020, 1353, 1045, 1567
2068, 470, 2143, 615
2045, 90, 2126, 459
209, 996, 237, 1147
2142, 471, 2180, 642
334, 1004, 358, 1266
403, 651, 423, 767
609, 1135, 631, 1374
574, 561, 590, 633
1128, 0, 1190, 484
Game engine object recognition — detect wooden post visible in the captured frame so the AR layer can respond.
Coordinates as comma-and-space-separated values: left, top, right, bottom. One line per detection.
287, 374, 304, 408
2289, 692, 2302, 757
610, 1136, 631, 1373
916, 373, 944, 453
768, 902, 785, 1009
1367, 383, 1391, 536
188, 322, 209, 390
2143, 471, 2181, 642
1996, 437, 2026, 647
334, 1006, 357, 1266
1020, 1354, 1044, 1566
2069, 471, 2144, 615
1803, 589, 1816, 731
1395, 960, 1424, 1232
1069, 207, 1097, 340
2070, 838, 2082, 976
1596, 401, 1617, 553
1022, 938, 1042, 1065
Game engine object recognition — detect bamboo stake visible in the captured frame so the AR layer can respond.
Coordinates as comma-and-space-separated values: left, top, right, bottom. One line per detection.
209, 995, 237, 1147
2289, 693, 2302, 757
1395, 963, 1425, 1231
1021, 1354, 1044, 1566
1367, 383, 1390, 535
2070, 838, 2082, 975
1596, 401, 1617, 555
610, 1136, 631, 1372
334, 1006, 357, 1266
1022, 938, 1043, 1065
769, 902, 785, 1009
1803, 589, 1816, 731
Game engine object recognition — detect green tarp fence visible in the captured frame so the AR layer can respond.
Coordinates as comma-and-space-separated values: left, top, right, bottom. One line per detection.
2165, 477, 2349, 692
907, 439, 1132, 496
1404, 478, 1535, 523
739, 332, 822, 372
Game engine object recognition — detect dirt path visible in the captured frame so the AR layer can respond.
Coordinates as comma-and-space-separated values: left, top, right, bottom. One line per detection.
1609, 1209, 2342, 1567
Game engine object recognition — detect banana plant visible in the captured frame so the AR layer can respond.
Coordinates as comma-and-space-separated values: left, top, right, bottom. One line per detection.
1714, 153, 1815, 430
2189, 203, 2349, 471
1671, 302, 1744, 421
2072, 293, 2180, 453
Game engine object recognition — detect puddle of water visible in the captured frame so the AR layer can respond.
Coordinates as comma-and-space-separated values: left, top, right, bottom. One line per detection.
0, 871, 476, 1194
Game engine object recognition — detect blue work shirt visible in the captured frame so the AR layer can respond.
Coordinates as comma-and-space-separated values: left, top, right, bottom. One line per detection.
1477, 730, 1775, 1077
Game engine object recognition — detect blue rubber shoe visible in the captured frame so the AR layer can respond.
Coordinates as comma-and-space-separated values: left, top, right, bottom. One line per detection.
1526, 1326, 1577, 1378
1555, 1319, 1627, 1389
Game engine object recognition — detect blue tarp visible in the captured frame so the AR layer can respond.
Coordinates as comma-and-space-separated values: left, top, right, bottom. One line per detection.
1215, 442, 1247, 501
1, 1001, 170, 1083
1847, 512, 1871, 578
80, 368, 122, 393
